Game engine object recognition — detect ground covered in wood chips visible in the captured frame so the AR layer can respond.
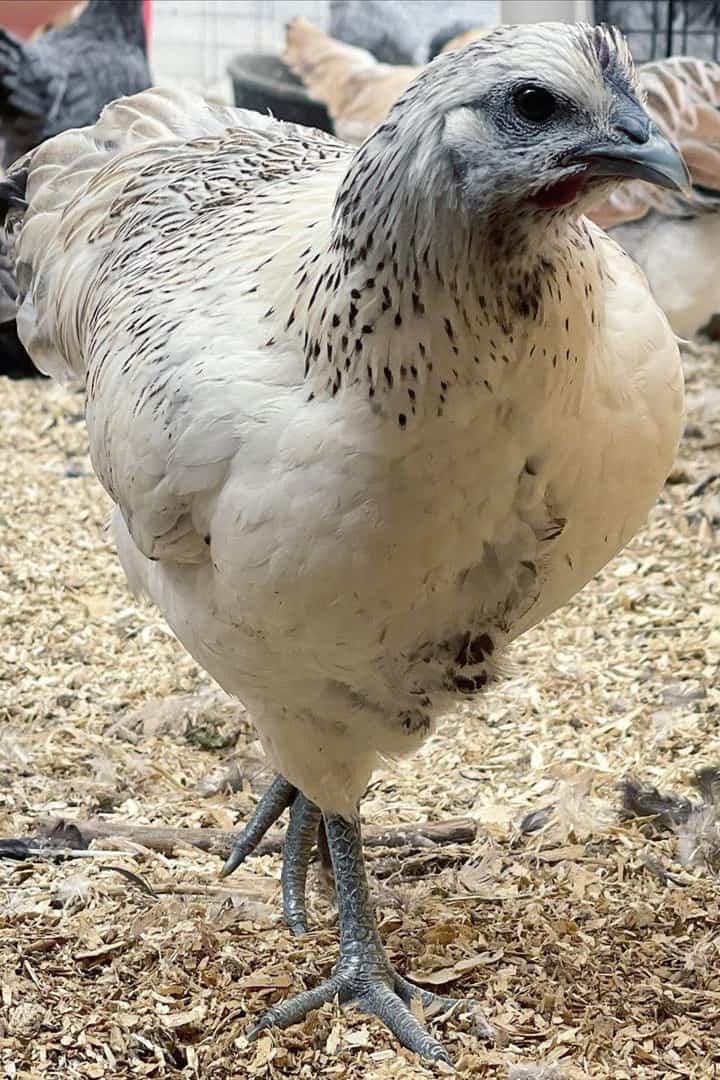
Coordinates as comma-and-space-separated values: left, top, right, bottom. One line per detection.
1, 344, 720, 1080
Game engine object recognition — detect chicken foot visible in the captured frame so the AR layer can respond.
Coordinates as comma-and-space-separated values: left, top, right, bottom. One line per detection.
249, 813, 491, 1061
221, 774, 322, 934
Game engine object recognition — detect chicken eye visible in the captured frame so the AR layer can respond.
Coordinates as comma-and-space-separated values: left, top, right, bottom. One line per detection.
513, 85, 557, 124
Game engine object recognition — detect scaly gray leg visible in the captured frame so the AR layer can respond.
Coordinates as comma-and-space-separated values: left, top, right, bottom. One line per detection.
282, 793, 322, 935
221, 774, 324, 935
249, 813, 492, 1062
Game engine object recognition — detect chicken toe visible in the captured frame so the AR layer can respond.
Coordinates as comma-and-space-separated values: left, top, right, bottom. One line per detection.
221, 774, 297, 878
248, 812, 486, 1062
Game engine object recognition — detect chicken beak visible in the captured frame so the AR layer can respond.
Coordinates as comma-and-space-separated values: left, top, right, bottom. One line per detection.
574, 122, 691, 194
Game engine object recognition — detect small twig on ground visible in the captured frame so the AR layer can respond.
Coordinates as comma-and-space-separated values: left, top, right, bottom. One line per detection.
34, 815, 476, 860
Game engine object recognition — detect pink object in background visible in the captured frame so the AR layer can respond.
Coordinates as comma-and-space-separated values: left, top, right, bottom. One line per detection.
0, 0, 78, 37
0, 2, 151, 43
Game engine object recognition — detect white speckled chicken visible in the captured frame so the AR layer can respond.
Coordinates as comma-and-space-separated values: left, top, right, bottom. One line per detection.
0, 24, 686, 1061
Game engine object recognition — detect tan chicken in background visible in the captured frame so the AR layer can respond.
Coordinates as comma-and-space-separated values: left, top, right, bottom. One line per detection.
591, 56, 720, 338
286, 19, 720, 338
284, 17, 491, 145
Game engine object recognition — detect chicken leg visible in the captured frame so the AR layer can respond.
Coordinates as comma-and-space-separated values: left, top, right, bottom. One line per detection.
221, 774, 322, 935
249, 813, 491, 1061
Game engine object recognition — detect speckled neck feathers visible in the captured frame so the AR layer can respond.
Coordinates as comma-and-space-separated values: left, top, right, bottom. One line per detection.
293, 127, 601, 427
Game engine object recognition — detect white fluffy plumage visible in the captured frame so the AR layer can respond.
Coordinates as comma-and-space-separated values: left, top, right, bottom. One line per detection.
2, 25, 684, 818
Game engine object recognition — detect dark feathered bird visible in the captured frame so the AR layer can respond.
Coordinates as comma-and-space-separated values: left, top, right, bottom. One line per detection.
0, 0, 150, 375
0, 0, 151, 168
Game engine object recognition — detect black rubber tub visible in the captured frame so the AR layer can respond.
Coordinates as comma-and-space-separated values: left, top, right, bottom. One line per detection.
227, 54, 334, 133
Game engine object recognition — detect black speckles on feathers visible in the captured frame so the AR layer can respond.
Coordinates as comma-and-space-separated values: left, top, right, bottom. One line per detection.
399, 710, 431, 736
294, 102, 602, 422
455, 631, 495, 666
453, 672, 489, 694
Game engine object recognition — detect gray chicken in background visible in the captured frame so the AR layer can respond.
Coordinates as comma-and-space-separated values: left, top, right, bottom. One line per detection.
0, 0, 151, 375
0, 0, 151, 168
329, 0, 497, 64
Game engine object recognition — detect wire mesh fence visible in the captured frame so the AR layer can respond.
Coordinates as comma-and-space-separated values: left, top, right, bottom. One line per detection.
150, 0, 330, 90
150, 0, 501, 93
149, 1, 720, 96
593, 0, 720, 61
